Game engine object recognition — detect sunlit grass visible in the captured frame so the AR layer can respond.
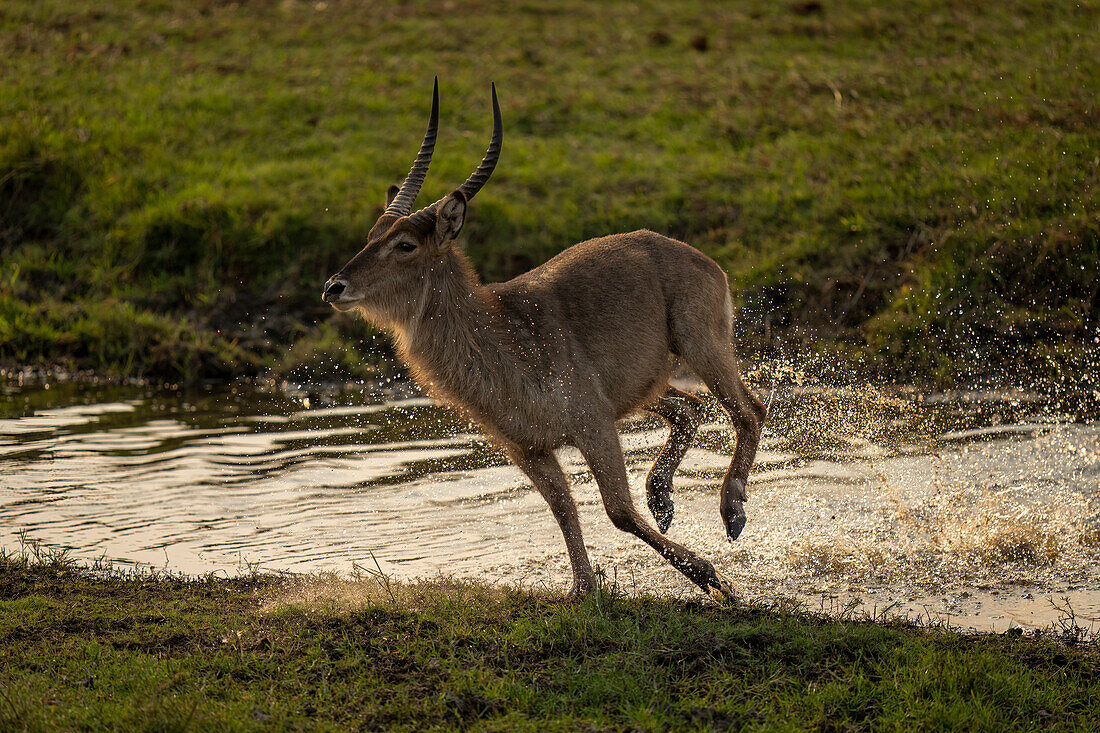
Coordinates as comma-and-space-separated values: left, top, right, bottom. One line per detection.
2, 546, 1098, 731
1, 0, 1098, 384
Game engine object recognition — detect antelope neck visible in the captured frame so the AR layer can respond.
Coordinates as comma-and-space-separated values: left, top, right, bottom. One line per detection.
395, 251, 530, 414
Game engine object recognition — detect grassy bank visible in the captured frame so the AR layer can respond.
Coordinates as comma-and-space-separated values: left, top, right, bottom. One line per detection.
2, 551, 1098, 731
1, 0, 1098, 385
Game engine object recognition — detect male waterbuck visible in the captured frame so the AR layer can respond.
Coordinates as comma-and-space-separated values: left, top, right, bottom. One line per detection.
323, 80, 765, 598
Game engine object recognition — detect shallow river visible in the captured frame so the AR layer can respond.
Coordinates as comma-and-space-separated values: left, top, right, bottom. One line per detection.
2, 376, 1098, 633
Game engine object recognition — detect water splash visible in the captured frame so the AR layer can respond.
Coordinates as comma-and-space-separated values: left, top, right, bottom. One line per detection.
1, 371, 1097, 632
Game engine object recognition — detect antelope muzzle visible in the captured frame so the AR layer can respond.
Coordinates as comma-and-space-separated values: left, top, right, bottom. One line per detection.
322, 276, 351, 305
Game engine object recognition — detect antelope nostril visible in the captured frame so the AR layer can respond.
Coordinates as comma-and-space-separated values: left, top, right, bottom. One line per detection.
322, 280, 346, 302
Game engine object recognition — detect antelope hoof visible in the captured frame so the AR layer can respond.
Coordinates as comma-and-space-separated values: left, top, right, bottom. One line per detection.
722, 478, 748, 541
723, 501, 747, 541
706, 570, 739, 603
647, 488, 675, 533
569, 577, 596, 598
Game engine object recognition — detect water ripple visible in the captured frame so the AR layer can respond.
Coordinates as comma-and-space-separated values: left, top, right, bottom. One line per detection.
1, 382, 1097, 631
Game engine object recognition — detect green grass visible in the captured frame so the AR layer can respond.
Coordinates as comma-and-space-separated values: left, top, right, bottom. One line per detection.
1, 550, 1098, 731
1, 0, 1098, 385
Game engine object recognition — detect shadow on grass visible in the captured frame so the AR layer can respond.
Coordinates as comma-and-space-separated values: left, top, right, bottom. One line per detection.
2, 539, 1098, 731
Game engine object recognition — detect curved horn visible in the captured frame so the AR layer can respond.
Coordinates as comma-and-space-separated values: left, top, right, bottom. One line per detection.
407, 82, 502, 227
384, 77, 439, 217
457, 81, 502, 201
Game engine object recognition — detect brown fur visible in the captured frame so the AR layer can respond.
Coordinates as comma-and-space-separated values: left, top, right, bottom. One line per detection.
325, 193, 765, 598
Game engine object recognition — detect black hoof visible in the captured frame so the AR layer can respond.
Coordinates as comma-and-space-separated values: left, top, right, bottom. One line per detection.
724, 500, 747, 541
705, 569, 739, 603
647, 488, 674, 533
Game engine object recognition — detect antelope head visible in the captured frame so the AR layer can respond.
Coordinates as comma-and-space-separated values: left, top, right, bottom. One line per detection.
322, 79, 502, 326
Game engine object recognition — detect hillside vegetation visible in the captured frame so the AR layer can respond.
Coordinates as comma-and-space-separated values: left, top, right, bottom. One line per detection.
1, 0, 1098, 385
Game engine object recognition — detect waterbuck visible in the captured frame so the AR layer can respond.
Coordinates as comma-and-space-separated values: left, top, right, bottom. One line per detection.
322, 80, 765, 598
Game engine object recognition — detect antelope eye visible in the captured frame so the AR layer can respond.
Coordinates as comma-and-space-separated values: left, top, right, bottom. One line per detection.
395, 240, 417, 253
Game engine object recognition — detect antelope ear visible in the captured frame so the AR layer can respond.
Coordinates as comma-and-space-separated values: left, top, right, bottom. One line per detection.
434, 191, 466, 250
385, 184, 400, 208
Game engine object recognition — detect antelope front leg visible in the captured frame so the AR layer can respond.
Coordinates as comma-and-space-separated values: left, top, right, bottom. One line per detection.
572, 421, 737, 601
507, 444, 596, 596
645, 386, 704, 533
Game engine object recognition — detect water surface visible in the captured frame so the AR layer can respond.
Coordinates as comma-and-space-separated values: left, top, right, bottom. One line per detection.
2, 377, 1097, 633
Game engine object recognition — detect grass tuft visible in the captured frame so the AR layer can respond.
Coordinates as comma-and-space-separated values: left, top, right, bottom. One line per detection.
1, 548, 1098, 730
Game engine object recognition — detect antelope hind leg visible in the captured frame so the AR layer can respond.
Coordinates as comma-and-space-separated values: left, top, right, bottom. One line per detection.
683, 345, 765, 541
644, 386, 704, 533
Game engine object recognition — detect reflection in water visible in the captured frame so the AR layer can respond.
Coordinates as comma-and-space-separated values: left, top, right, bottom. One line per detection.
1, 378, 1097, 632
